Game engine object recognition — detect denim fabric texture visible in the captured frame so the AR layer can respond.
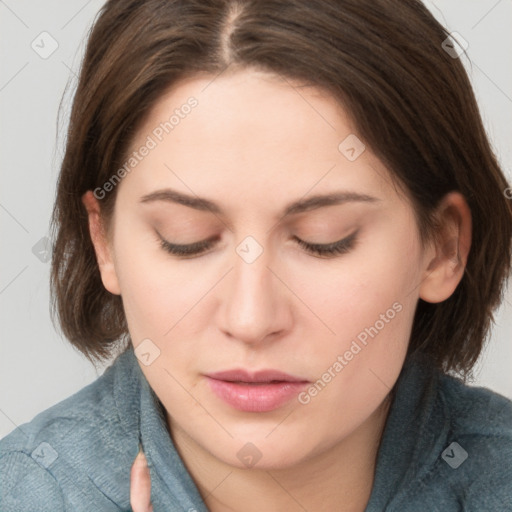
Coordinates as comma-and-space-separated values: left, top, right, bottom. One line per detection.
1, 345, 511, 511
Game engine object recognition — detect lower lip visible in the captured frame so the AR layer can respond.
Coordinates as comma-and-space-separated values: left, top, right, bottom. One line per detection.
206, 377, 309, 412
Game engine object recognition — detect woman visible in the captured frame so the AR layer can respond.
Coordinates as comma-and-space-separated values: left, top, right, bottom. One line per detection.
1, 0, 511, 510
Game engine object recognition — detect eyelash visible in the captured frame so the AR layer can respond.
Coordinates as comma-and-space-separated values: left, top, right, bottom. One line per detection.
293, 232, 358, 257
157, 231, 358, 259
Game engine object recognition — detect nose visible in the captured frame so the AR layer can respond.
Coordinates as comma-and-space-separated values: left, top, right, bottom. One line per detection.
218, 239, 291, 346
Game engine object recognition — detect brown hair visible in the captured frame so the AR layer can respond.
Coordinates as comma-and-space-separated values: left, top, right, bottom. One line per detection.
50, 0, 512, 380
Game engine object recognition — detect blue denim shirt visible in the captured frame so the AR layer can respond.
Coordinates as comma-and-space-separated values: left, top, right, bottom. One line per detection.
1, 345, 511, 511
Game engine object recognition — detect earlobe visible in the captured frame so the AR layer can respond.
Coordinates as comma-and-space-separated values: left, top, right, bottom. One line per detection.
419, 192, 472, 304
81, 191, 121, 295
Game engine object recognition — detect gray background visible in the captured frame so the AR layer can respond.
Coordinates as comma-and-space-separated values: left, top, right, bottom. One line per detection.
1, 0, 511, 439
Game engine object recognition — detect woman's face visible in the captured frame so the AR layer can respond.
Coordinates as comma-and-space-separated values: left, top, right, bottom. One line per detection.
88, 69, 438, 470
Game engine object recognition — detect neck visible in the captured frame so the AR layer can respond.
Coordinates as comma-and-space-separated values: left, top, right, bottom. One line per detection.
166, 395, 392, 512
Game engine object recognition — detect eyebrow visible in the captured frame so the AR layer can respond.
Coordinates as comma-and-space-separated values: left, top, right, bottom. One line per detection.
139, 188, 380, 217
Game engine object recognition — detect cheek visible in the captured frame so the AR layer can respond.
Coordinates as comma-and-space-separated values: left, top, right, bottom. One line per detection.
111, 225, 205, 342
294, 223, 421, 342
292, 223, 422, 403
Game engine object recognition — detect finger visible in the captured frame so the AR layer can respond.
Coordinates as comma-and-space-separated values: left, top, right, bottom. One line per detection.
130, 448, 153, 512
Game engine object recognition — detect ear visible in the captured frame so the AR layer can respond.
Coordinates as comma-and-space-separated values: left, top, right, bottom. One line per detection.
81, 191, 121, 295
419, 191, 472, 303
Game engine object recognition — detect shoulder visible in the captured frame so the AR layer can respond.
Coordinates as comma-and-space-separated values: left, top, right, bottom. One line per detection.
0, 349, 137, 511
0, 450, 66, 511
437, 370, 512, 440
434, 371, 512, 508
0, 353, 119, 453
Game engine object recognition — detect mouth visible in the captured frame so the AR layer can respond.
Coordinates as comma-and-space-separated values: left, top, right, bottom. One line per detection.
227, 381, 287, 385
205, 368, 309, 383
204, 368, 310, 412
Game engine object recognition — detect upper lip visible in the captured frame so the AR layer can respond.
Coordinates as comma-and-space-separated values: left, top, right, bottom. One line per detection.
206, 369, 309, 383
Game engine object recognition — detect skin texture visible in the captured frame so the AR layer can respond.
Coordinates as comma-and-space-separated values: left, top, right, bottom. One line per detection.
83, 69, 471, 512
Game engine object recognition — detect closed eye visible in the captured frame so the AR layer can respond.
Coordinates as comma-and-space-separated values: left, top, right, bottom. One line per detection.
157, 230, 358, 259
292, 231, 358, 257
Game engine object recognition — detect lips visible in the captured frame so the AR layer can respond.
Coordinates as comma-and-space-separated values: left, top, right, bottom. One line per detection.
206, 368, 309, 383
205, 369, 310, 412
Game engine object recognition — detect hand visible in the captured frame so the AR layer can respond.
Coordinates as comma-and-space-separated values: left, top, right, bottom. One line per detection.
130, 447, 154, 512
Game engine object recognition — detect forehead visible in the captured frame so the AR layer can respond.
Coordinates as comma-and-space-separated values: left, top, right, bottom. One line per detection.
116, 69, 400, 216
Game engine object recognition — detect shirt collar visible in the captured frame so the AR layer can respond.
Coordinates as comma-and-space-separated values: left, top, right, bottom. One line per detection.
365, 351, 449, 510
138, 360, 210, 511
110, 345, 209, 511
